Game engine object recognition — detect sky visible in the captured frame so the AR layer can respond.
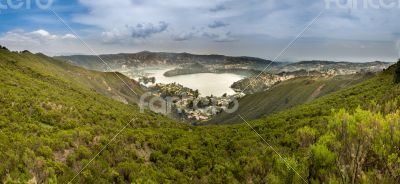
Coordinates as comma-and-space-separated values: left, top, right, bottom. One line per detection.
0, 0, 400, 62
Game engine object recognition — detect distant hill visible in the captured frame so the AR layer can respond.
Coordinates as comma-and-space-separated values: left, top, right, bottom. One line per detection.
280, 60, 392, 73
55, 51, 277, 71
56, 52, 392, 77
207, 73, 373, 124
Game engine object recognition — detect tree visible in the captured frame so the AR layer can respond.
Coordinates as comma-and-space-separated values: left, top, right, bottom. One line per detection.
187, 100, 194, 108
0, 45, 9, 51
194, 89, 199, 98
296, 126, 317, 147
394, 59, 400, 83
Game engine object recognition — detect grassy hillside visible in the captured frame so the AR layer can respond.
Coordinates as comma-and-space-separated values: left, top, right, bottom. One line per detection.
245, 64, 400, 183
248, 64, 398, 136
5, 51, 145, 104
208, 74, 373, 124
0, 49, 190, 183
1, 48, 400, 183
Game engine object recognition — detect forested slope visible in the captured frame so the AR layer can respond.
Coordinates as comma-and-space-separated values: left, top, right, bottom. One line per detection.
208, 74, 373, 124
1, 48, 400, 183
10, 51, 145, 104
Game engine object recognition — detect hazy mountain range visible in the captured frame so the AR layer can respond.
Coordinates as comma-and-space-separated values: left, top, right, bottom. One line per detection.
56, 51, 393, 75
55, 51, 276, 71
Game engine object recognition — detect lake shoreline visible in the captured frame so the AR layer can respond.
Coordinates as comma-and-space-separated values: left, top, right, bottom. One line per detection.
134, 68, 247, 97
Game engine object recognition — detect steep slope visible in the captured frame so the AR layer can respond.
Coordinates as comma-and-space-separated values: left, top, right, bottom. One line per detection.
208, 74, 373, 124
9, 51, 145, 104
0, 49, 191, 183
246, 64, 399, 146
241, 64, 400, 183
1, 48, 400, 183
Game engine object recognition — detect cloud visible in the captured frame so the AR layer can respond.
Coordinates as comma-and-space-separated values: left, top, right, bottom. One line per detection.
3, 0, 400, 61
73, 0, 229, 30
208, 21, 229, 29
101, 22, 168, 43
0, 29, 83, 56
203, 32, 236, 42
31, 29, 56, 38
62, 34, 77, 39
172, 27, 236, 42
131, 22, 168, 38
209, 4, 227, 12
0, 29, 77, 45
172, 32, 195, 41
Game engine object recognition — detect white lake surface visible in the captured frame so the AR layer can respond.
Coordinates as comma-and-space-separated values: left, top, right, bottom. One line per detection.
141, 68, 245, 97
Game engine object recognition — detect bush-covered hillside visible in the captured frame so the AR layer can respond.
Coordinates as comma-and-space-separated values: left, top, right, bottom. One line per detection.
1, 48, 400, 183
3, 51, 145, 105
208, 73, 373, 124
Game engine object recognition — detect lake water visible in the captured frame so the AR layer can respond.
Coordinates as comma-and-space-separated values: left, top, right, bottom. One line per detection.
141, 68, 245, 97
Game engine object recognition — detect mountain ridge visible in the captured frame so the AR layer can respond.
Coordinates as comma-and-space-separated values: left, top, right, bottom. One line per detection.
55, 51, 276, 71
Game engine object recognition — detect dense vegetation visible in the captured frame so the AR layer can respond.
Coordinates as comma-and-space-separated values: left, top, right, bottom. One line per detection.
209, 74, 372, 124
3, 50, 144, 104
394, 59, 400, 83
1, 48, 400, 183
